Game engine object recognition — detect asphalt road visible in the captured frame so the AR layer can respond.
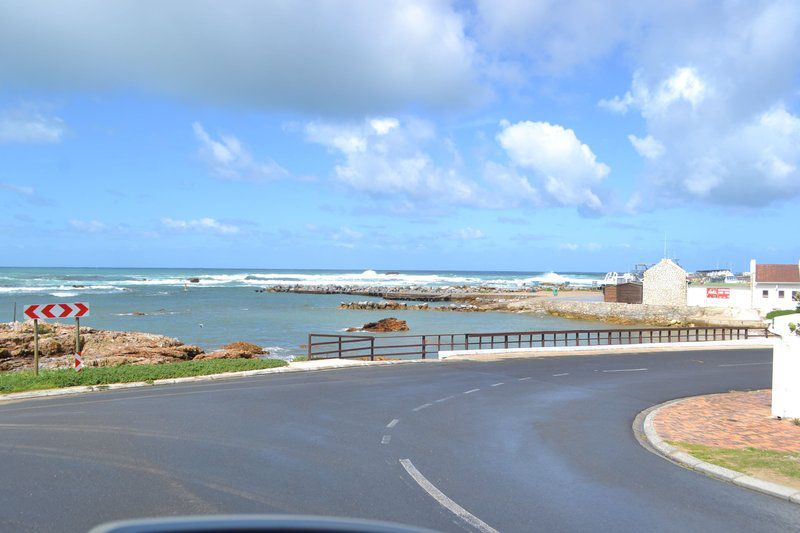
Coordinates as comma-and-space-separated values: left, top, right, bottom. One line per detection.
1, 348, 798, 532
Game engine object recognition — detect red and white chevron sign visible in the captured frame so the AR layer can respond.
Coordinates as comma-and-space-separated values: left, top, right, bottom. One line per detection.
24, 302, 89, 320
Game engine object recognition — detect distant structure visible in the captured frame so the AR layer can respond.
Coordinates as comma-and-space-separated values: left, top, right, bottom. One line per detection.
603, 282, 643, 304
643, 258, 687, 306
749, 259, 800, 311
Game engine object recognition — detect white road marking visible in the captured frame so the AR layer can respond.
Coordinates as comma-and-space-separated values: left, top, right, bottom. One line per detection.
718, 362, 771, 367
386, 418, 399, 429
517, 377, 532, 381
381, 435, 391, 444
400, 459, 499, 533
491, 382, 504, 387
464, 388, 480, 394
601, 368, 648, 373
413, 403, 433, 412
552, 373, 569, 377
434, 395, 455, 403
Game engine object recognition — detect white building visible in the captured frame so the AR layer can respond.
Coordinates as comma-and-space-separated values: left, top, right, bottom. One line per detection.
750, 259, 800, 312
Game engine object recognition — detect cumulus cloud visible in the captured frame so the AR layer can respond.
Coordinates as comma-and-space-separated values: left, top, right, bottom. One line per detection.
628, 134, 665, 159
162, 217, 240, 235
600, 67, 708, 118
193, 122, 288, 182
0, 106, 65, 143
0, 1, 480, 114
496, 120, 609, 210
305, 116, 482, 207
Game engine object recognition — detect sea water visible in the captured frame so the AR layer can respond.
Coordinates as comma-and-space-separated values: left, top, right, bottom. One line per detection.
0, 267, 608, 357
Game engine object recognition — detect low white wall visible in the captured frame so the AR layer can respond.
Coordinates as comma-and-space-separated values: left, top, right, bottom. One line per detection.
771, 315, 800, 419
686, 285, 752, 309
438, 339, 772, 359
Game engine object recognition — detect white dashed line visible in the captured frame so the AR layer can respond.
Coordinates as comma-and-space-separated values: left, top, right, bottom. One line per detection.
552, 373, 569, 377
381, 435, 391, 445
413, 403, 433, 412
491, 382, 504, 387
601, 368, 648, 373
464, 388, 480, 394
386, 418, 399, 429
718, 362, 771, 367
434, 395, 455, 403
517, 377, 532, 381
400, 459, 499, 533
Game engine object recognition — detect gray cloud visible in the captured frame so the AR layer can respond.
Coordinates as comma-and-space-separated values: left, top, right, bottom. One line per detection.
0, 1, 481, 114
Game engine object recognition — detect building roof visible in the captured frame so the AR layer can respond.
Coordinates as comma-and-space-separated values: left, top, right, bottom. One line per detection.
755, 263, 800, 283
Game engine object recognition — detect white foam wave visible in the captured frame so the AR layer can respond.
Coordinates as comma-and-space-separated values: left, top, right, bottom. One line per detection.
49, 291, 79, 297
0, 269, 603, 292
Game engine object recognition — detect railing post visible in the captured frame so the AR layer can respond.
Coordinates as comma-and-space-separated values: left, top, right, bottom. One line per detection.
307, 334, 312, 360
370, 337, 375, 361
422, 335, 427, 359
338, 336, 342, 359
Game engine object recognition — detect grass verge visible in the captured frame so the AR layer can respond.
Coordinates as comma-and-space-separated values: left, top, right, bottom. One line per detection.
0, 358, 288, 395
669, 441, 800, 488
766, 309, 799, 320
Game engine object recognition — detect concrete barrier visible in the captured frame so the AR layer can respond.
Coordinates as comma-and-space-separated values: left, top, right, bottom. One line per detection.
438, 338, 772, 359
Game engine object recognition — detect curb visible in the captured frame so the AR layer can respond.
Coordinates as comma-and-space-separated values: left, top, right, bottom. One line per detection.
439, 338, 772, 359
0, 358, 436, 404
639, 396, 800, 505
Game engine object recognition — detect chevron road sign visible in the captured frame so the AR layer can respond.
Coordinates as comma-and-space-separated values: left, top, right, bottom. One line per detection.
25, 302, 89, 375
24, 302, 89, 320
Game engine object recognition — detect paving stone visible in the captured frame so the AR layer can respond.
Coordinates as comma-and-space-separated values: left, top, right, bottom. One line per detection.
653, 390, 800, 453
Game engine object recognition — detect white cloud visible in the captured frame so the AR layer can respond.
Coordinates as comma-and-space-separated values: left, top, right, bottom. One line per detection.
594, 1, 800, 207
496, 120, 609, 210
69, 219, 108, 233
162, 217, 240, 235
0, 183, 34, 195
601, 67, 708, 118
305, 116, 481, 207
451, 227, 485, 240
0, 1, 480, 114
193, 122, 288, 182
628, 134, 665, 159
0, 106, 65, 143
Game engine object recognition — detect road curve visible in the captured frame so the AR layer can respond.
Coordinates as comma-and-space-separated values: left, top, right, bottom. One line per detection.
1, 348, 798, 532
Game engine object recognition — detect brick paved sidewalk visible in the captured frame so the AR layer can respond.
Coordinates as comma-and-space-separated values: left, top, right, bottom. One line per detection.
654, 390, 800, 453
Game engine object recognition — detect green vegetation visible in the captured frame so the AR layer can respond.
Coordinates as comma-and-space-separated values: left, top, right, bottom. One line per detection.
291, 355, 308, 362
669, 441, 800, 485
0, 358, 287, 395
766, 309, 799, 320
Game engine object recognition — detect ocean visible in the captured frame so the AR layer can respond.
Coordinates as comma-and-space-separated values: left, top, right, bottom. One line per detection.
0, 268, 608, 358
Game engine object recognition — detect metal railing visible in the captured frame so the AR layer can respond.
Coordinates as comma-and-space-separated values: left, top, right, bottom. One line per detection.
306, 326, 771, 360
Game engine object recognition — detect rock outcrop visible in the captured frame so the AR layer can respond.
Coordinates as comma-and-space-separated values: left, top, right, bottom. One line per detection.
347, 318, 409, 333
0, 322, 273, 371
194, 341, 268, 360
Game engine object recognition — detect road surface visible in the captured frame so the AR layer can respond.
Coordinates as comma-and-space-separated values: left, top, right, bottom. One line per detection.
1, 348, 798, 532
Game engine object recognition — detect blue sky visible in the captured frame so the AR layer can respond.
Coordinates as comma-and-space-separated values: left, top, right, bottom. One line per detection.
1, 0, 799, 272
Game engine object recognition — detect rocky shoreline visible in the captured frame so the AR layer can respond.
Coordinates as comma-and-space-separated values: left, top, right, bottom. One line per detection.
338, 295, 765, 328
0, 322, 271, 372
257, 283, 584, 301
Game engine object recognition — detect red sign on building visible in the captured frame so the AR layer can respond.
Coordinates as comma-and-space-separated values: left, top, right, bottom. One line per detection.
706, 288, 730, 299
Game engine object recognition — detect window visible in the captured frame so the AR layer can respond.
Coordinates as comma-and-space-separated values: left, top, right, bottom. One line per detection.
779, 290, 785, 299
762, 290, 769, 298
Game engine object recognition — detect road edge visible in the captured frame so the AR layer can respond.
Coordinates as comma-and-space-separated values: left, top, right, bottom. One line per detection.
635, 396, 800, 505
0, 358, 436, 403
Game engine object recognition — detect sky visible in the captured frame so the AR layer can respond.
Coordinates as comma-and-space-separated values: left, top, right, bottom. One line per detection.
1, 0, 799, 273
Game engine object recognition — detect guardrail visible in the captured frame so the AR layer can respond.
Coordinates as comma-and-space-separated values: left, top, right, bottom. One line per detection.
306, 326, 771, 360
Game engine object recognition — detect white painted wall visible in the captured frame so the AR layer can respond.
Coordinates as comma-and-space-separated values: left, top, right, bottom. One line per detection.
751, 284, 800, 312
771, 315, 800, 419
686, 285, 751, 309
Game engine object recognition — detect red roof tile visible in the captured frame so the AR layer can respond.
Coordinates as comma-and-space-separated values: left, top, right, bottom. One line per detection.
756, 264, 800, 283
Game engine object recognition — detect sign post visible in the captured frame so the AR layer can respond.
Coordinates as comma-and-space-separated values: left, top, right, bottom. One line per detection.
33, 319, 39, 377
24, 303, 89, 375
